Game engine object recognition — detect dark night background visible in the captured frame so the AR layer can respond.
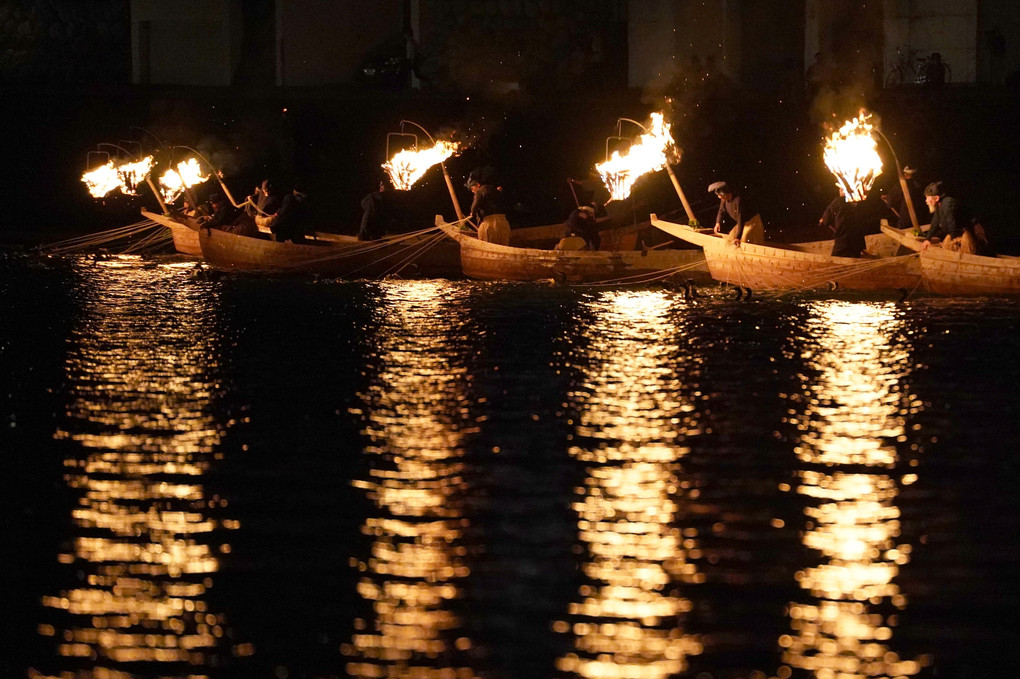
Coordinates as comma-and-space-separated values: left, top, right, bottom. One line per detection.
4, 0, 1020, 250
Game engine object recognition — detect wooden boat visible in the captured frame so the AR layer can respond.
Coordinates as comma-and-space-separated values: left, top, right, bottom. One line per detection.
881, 222, 1020, 295
437, 217, 709, 284
652, 214, 921, 293
197, 223, 460, 279
199, 226, 459, 278
142, 209, 202, 256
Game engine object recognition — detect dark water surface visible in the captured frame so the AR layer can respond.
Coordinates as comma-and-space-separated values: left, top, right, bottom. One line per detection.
3, 251, 1019, 679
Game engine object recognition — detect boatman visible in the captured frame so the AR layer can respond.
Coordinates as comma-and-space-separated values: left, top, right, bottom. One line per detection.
709, 181, 765, 246
921, 181, 989, 254
467, 167, 510, 246
819, 187, 868, 257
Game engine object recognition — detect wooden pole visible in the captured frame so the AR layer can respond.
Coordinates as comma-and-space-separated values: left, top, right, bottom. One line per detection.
440, 163, 465, 221
664, 163, 696, 223
899, 173, 921, 232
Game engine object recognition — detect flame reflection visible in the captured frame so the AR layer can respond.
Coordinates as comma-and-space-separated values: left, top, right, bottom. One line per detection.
556, 291, 702, 679
780, 301, 928, 678
35, 257, 242, 678
343, 281, 478, 679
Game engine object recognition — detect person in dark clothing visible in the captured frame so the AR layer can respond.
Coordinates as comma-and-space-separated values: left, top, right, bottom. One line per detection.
201, 193, 241, 231
270, 185, 312, 243
359, 179, 395, 241
881, 166, 925, 231
922, 181, 965, 245
709, 181, 764, 245
564, 204, 599, 249
922, 181, 990, 255
467, 167, 510, 245
820, 189, 868, 257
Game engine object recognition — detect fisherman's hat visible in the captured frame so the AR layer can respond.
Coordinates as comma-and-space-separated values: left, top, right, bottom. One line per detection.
924, 181, 945, 197
707, 181, 729, 194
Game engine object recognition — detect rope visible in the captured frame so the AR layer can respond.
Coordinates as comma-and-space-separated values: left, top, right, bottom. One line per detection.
39, 220, 169, 255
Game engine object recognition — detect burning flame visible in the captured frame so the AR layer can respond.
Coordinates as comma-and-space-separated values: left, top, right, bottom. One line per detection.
158, 158, 210, 203
596, 112, 676, 201
383, 140, 460, 191
822, 111, 883, 203
82, 156, 156, 198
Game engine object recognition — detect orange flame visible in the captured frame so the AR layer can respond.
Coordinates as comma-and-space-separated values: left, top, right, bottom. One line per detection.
823, 111, 883, 203
383, 140, 460, 191
596, 112, 676, 201
82, 156, 155, 198
158, 158, 210, 203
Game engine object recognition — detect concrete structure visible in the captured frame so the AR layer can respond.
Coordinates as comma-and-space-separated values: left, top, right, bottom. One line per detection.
127, 1, 1019, 90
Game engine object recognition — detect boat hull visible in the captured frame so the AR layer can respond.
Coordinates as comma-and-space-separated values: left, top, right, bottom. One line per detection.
439, 219, 708, 283
919, 247, 1020, 295
142, 209, 202, 256
198, 226, 458, 279
653, 215, 920, 292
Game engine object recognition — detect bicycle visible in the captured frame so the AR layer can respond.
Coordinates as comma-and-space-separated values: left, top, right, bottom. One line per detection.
886, 47, 952, 87
885, 46, 923, 87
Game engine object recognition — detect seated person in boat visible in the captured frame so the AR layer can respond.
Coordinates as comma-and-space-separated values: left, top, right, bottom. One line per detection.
267, 183, 312, 244
820, 187, 868, 257
200, 193, 241, 231
922, 181, 990, 254
358, 178, 395, 241
709, 181, 764, 246
564, 204, 599, 249
467, 167, 510, 246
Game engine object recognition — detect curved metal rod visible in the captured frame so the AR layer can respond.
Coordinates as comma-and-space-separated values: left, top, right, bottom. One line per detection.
172, 145, 243, 208
396, 120, 464, 221
616, 117, 695, 222
873, 127, 921, 232
95, 143, 168, 213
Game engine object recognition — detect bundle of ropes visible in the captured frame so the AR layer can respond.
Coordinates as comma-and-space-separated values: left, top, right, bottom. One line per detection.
37, 219, 173, 255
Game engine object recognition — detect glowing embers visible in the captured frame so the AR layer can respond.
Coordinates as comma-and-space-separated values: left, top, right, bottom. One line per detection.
158, 157, 211, 203
383, 139, 460, 190
81, 155, 156, 197
597, 112, 677, 201
823, 110, 883, 203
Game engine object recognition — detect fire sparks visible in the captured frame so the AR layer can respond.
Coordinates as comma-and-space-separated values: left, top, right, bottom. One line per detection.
823, 111, 883, 203
383, 140, 460, 190
596, 112, 676, 201
81, 156, 155, 198
158, 158, 210, 203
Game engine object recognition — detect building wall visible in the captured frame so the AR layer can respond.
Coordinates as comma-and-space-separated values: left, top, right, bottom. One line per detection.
884, 0, 977, 83
275, 0, 401, 86
131, 0, 242, 86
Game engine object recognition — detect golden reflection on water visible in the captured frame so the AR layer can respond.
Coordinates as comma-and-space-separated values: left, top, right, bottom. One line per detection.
780, 301, 928, 678
343, 281, 479, 679
36, 257, 241, 679
556, 290, 702, 679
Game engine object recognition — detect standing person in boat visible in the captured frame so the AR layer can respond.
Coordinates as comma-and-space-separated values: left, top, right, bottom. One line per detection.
819, 187, 868, 257
466, 166, 511, 246
246, 178, 281, 221
269, 182, 312, 244
709, 181, 765, 246
564, 203, 599, 249
358, 177, 395, 241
